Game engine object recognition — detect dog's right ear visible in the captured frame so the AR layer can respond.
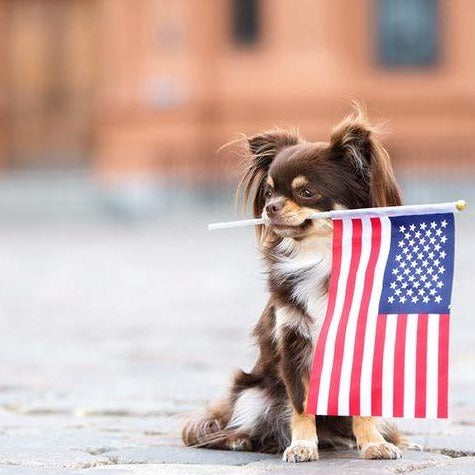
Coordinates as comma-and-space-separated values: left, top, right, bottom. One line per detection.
238, 130, 300, 223
247, 130, 300, 174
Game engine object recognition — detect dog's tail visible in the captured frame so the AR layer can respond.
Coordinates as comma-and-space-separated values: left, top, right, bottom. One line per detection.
182, 399, 234, 449
379, 420, 416, 449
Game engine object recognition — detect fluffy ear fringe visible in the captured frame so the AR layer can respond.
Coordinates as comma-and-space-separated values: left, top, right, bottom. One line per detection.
236, 129, 300, 241
330, 103, 402, 208
330, 103, 376, 174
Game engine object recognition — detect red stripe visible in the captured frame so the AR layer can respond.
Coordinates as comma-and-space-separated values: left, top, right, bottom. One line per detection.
306, 220, 343, 414
415, 314, 429, 418
327, 219, 363, 415
349, 218, 382, 415
437, 314, 450, 418
371, 314, 387, 416
392, 314, 407, 417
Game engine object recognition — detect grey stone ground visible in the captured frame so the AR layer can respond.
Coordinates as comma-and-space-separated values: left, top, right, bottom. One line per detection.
0, 176, 474, 474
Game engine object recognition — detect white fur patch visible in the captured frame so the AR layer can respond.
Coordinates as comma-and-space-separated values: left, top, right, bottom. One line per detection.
275, 306, 313, 341
226, 388, 267, 433
273, 233, 332, 345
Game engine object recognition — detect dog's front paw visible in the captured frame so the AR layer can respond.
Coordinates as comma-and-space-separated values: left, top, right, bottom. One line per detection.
282, 440, 319, 463
361, 442, 402, 460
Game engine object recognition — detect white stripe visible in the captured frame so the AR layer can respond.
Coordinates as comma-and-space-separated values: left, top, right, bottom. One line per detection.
316, 219, 353, 415
403, 314, 419, 418
359, 216, 392, 416
425, 314, 440, 418
381, 314, 398, 417
321, 202, 459, 220
338, 218, 372, 415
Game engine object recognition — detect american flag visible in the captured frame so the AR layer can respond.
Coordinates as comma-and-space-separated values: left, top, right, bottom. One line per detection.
306, 212, 455, 419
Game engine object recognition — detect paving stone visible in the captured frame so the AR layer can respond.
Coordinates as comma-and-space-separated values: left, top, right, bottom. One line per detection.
415, 457, 475, 474
0, 448, 107, 470
85, 449, 451, 474
398, 421, 475, 457
0, 468, 78, 475
101, 445, 276, 466
0, 201, 473, 473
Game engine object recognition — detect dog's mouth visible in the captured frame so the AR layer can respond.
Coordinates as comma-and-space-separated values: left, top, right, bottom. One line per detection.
264, 216, 314, 237
263, 212, 333, 238
270, 220, 310, 230
264, 214, 306, 227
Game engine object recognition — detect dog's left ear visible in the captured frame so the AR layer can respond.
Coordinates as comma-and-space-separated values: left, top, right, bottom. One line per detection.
236, 129, 299, 241
238, 129, 300, 218
330, 106, 402, 207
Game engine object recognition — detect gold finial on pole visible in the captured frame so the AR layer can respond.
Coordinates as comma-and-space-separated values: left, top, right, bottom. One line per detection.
456, 200, 467, 211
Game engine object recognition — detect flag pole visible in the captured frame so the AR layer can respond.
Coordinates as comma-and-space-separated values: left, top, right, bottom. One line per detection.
208, 200, 467, 231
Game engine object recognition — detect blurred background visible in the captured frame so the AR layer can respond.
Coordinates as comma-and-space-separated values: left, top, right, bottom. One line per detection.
0, 0, 474, 215
0, 0, 474, 470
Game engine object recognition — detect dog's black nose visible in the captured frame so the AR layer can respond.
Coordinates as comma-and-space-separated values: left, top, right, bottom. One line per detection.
266, 202, 283, 216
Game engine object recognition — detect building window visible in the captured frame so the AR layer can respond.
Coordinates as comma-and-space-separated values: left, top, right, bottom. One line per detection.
232, 0, 260, 46
376, 0, 438, 68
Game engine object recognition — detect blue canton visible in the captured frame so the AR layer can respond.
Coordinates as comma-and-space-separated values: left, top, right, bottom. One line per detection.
379, 213, 455, 314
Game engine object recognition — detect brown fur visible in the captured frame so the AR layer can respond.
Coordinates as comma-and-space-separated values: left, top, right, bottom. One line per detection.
182, 105, 407, 461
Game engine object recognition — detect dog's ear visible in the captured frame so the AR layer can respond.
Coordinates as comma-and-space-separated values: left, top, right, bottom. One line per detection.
247, 130, 299, 171
238, 129, 300, 218
329, 105, 402, 207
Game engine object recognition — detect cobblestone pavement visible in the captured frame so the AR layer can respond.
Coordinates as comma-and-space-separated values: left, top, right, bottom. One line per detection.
0, 202, 473, 474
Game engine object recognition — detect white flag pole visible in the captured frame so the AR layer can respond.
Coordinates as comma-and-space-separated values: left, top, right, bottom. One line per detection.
208, 200, 467, 231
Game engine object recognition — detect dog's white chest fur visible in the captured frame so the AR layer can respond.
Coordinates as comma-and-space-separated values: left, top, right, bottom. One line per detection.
273, 235, 332, 345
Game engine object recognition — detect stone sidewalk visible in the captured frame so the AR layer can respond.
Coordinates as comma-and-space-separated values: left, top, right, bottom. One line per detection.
0, 206, 473, 473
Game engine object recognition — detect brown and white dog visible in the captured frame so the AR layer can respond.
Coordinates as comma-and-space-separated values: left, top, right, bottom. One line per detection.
183, 106, 409, 462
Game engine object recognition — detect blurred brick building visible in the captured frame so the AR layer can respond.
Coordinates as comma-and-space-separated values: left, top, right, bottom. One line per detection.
0, 0, 474, 184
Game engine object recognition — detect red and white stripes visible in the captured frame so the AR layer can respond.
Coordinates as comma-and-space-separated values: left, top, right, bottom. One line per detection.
306, 217, 449, 418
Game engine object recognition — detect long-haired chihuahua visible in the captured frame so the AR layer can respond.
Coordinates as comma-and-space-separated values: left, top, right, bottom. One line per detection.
183, 105, 410, 462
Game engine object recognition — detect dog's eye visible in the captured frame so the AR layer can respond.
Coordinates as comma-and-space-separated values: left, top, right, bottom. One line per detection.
265, 189, 273, 199
299, 189, 314, 198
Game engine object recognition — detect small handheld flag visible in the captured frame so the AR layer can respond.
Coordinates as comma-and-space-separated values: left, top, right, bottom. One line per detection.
208, 200, 466, 419
207, 200, 467, 230
306, 205, 461, 419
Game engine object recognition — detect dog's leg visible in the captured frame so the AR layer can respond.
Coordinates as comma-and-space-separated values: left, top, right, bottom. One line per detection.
279, 321, 318, 463
282, 405, 319, 462
352, 417, 402, 460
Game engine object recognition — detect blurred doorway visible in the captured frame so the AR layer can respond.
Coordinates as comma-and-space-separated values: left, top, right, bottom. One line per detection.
3, 0, 98, 169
